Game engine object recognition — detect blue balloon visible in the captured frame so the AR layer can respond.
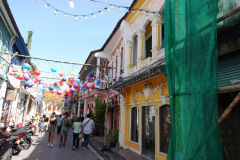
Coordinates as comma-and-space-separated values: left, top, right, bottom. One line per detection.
76, 79, 80, 83
80, 84, 84, 88
49, 86, 54, 91
62, 78, 66, 81
26, 82, 33, 88
88, 72, 94, 77
96, 82, 100, 86
23, 63, 30, 70
82, 88, 87, 91
39, 81, 44, 85
55, 85, 60, 88
42, 88, 46, 92
23, 79, 28, 83
51, 67, 57, 73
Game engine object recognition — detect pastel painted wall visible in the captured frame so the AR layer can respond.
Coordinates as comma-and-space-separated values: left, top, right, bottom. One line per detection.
123, 75, 169, 160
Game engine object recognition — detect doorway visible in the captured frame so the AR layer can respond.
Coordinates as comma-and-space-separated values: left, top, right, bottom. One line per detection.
142, 106, 155, 159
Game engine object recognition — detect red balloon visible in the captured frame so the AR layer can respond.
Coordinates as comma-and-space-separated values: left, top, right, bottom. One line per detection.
51, 90, 55, 93
65, 89, 69, 94
17, 74, 24, 80
91, 85, 95, 90
34, 70, 41, 76
86, 86, 90, 89
59, 73, 63, 77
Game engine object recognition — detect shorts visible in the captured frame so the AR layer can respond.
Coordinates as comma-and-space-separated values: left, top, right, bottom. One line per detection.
61, 130, 69, 136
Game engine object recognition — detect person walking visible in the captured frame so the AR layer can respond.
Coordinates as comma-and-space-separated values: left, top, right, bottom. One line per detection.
57, 114, 63, 135
59, 112, 71, 148
72, 117, 83, 150
39, 116, 44, 136
46, 112, 57, 148
33, 112, 40, 135
82, 114, 94, 148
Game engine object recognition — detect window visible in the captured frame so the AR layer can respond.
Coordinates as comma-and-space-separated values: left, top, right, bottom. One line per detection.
131, 107, 139, 143
0, 32, 2, 50
162, 24, 164, 48
133, 36, 138, 67
146, 35, 152, 58
159, 104, 171, 154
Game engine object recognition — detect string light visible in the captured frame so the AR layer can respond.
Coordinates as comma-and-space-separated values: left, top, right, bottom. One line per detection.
45, 3, 49, 8
54, 10, 57, 15
74, 16, 78, 21
68, 0, 74, 10
38, 0, 162, 21
105, 7, 110, 13
99, 11, 103, 15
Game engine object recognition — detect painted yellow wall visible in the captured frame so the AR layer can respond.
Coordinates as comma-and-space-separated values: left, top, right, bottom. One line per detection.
123, 75, 169, 160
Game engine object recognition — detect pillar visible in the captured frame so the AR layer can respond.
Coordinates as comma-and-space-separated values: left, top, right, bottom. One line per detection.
96, 57, 101, 79
83, 99, 87, 118
116, 49, 121, 80
137, 29, 146, 69
127, 40, 134, 74
119, 94, 125, 147
151, 15, 163, 60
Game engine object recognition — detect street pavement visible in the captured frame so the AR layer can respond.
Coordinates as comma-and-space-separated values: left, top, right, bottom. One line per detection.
12, 125, 98, 160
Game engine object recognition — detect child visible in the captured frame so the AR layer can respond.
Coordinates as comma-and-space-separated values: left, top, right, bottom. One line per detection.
72, 117, 83, 150
39, 116, 44, 136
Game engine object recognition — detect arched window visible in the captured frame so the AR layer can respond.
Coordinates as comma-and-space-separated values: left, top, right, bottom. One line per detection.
131, 107, 139, 143
145, 22, 152, 58
133, 36, 138, 67
159, 104, 171, 154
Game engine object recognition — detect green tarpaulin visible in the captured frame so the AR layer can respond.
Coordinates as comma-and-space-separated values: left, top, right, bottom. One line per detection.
165, 0, 223, 159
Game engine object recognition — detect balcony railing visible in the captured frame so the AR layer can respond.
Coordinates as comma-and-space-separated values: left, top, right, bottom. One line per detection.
141, 57, 152, 68
129, 66, 136, 74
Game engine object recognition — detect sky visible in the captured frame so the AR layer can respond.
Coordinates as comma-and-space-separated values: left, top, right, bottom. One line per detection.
8, 0, 133, 83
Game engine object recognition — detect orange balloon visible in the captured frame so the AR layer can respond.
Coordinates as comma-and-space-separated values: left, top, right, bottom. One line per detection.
9, 72, 14, 76
59, 73, 63, 77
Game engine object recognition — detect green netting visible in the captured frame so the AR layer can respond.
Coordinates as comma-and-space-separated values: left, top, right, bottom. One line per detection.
165, 0, 223, 159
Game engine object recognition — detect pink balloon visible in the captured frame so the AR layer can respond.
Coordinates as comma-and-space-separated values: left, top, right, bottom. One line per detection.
43, 83, 49, 88
68, 77, 74, 83
54, 82, 58, 86
35, 77, 42, 82
87, 77, 91, 81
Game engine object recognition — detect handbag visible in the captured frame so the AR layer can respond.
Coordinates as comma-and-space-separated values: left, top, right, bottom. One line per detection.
79, 119, 91, 139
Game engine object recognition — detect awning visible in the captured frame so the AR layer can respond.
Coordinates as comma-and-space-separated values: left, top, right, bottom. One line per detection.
15, 38, 30, 56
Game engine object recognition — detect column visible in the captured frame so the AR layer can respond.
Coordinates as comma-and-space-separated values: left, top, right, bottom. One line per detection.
116, 49, 121, 80
119, 94, 125, 147
96, 57, 101, 79
151, 15, 163, 60
127, 40, 134, 74
137, 29, 146, 69
77, 95, 80, 117
83, 99, 87, 118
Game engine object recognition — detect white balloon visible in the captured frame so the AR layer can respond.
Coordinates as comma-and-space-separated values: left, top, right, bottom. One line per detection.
38, 84, 43, 90
87, 83, 92, 88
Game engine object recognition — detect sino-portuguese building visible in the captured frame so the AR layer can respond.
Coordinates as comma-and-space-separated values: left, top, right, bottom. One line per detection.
111, 0, 170, 159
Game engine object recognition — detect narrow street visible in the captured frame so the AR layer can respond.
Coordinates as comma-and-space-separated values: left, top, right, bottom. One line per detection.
12, 126, 98, 160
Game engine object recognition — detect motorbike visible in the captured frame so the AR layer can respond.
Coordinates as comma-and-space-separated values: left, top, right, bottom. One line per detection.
10, 127, 33, 156
0, 123, 12, 160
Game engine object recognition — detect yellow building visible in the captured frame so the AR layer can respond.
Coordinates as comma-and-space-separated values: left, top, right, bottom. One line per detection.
111, 0, 170, 159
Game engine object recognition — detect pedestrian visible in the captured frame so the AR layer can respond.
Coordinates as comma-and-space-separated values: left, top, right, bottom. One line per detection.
57, 114, 63, 135
46, 112, 57, 148
39, 116, 44, 136
59, 112, 71, 148
82, 114, 94, 148
72, 117, 83, 150
33, 112, 40, 135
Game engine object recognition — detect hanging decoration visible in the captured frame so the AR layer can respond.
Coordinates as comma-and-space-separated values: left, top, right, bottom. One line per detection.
76, 79, 80, 83
17, 74, 24, 80
57, 90, 62, 95
59, 73, 63, 77
26, 82, 33, 88
38, 0, 162, 21
49, 86, 54, 91
34, 70, 41, 76
51, 67, 57, 73
62, 77, 66, 81
8, 72, 14, 76
88, 72, 94, 77
70, 72, 74, 75
23, 63, 30, 70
